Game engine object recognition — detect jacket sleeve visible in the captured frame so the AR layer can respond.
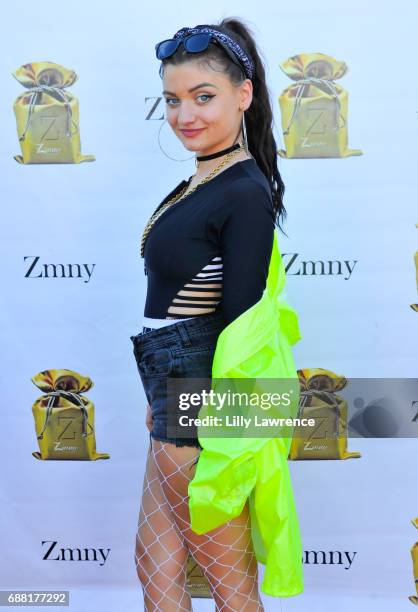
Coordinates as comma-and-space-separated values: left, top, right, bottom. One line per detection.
215, 179, 275, 326
187, 228, 305, 597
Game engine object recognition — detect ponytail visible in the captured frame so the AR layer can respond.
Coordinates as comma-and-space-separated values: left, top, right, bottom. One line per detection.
219, 17, 287, 235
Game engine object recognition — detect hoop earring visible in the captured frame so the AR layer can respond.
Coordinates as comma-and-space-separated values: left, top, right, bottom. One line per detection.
241, 111, 249, 156
157, 118, 195, 162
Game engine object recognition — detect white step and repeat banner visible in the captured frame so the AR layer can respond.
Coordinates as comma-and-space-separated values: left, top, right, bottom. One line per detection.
1, 1, 417, 611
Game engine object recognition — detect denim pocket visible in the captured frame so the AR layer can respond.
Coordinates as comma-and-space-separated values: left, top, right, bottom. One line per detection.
136, 346, 173, 378
172, 346, 215, 379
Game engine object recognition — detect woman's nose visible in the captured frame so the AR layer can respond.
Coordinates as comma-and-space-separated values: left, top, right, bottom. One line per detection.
177, 103, 197, 125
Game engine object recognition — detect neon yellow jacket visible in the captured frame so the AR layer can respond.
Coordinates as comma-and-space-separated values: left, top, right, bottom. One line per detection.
188, 231, 304, 598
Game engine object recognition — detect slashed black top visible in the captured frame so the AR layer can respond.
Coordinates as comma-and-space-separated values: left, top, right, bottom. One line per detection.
143, 158, 275, 326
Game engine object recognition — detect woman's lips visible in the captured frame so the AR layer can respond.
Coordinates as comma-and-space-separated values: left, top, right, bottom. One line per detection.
180, 128, 205, 137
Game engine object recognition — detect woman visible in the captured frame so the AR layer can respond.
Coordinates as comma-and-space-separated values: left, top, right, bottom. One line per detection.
130, 17, 301, 611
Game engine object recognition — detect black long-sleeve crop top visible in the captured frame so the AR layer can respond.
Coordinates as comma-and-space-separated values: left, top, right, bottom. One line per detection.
143, 158, 275, 327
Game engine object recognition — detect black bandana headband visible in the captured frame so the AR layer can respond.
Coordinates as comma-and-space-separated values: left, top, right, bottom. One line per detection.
173, 25, 255, 81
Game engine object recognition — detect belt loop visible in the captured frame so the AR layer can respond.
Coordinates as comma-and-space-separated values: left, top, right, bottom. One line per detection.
177, 321, 192, 346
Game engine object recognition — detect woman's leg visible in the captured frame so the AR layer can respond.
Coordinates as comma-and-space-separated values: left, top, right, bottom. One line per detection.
134, 438, 192, 611
151, 438, 264, 612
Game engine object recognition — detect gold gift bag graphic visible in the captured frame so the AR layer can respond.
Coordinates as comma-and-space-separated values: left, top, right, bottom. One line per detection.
278, 53, 362, 159
186, 553, 211, 598
288, 367, 361, 460
410, 517, 418, 605
12, 61, 95, 164
31, 368, 109, 460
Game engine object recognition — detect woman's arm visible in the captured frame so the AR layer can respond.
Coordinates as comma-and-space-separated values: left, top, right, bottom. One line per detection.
219, 179, 275, 326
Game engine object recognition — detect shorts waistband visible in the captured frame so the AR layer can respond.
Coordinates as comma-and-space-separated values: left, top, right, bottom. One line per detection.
141, 315, 194, 329
130, 310, 226, 351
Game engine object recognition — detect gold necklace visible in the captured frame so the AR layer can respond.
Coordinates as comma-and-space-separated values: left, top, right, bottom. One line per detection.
140, 147, 243, 258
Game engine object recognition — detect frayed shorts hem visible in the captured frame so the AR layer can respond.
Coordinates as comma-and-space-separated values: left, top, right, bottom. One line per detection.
149, 430, 202, 450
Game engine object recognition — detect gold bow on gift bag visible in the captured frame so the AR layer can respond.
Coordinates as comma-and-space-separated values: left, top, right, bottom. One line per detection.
31, 369, 109, 460
12, 61, 95, 164
410, 517, 418, 605
288, 367, 361, 460
278, 53, 362, 159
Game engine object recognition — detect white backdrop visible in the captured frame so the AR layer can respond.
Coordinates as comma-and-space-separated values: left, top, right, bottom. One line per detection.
1, 1, 417, 610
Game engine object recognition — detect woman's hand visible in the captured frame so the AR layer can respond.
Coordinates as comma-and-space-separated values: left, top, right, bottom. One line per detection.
146, 403, 153, 432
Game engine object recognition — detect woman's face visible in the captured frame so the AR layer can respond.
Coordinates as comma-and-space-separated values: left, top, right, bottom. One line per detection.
162, 61, 252, 156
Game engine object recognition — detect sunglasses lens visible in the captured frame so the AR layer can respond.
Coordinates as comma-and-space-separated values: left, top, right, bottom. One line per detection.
156, 40, 178, 59
184, 33, 211, 53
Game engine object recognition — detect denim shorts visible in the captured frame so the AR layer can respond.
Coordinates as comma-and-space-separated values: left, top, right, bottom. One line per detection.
130, 311, 226, 449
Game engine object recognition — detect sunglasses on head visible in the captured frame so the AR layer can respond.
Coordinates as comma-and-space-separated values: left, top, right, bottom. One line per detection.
155, 32, 246, 78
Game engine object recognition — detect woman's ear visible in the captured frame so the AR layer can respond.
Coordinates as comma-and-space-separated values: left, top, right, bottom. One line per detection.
240, 78, 253, 111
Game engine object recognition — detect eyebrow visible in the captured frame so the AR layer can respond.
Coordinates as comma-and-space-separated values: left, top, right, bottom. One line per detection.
162, 82, 218, 95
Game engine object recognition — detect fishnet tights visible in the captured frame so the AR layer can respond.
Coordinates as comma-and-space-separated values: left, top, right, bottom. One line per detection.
134, 436, 265, 611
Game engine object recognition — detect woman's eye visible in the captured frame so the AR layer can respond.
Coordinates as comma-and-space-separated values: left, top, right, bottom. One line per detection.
165, 97, 179, 106
197, 94, 214, 103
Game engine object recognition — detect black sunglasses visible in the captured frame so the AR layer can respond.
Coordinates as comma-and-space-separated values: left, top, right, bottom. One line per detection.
155, 32, 245, 77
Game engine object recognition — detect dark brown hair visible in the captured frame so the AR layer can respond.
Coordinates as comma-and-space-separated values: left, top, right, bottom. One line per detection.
159, 16, 288, 236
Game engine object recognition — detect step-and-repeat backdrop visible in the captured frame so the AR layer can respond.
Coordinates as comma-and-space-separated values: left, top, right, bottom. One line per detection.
1, 1, 416, 610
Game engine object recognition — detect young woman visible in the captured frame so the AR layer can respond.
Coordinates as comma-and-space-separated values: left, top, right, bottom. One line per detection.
130, 17, 292, 611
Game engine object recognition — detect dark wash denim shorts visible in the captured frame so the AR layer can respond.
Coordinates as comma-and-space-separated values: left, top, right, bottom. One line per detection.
130, 311, 226, 449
